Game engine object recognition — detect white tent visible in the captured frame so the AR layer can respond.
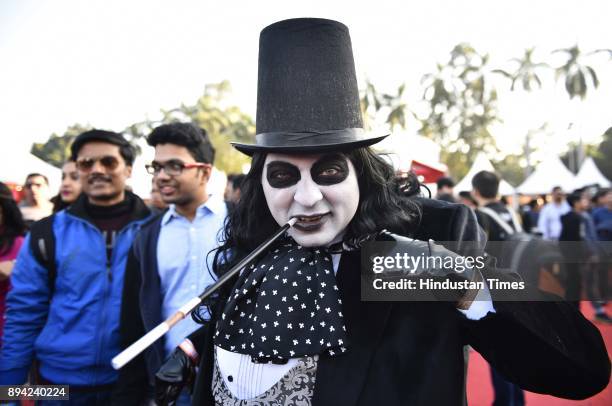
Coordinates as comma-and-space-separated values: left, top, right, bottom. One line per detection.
517, 155, 576, 195
572, 157, 609, 189
455, 152, 515, 196
0, 151, 61, 192
374, 131, 445, 173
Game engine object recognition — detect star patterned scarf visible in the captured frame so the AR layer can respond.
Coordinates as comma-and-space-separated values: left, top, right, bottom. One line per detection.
214, 239, 348, 363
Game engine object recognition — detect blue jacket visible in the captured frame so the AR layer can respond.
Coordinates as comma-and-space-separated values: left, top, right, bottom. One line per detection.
0, 193, 150, 385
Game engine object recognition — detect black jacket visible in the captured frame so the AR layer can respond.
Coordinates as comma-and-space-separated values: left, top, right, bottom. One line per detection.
559, 211, 590, 261
112, 212, 166, 404
189, 199, 611, 405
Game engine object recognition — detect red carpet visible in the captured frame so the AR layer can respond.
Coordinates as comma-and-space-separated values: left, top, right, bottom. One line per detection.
467, 302, 612, 405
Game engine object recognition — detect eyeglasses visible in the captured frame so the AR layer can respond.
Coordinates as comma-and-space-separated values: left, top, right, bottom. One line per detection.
145, 161, 210, 176
76, 156, 120, 172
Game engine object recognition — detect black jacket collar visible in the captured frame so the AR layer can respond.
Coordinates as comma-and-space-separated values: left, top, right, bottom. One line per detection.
67, 190, 150, 226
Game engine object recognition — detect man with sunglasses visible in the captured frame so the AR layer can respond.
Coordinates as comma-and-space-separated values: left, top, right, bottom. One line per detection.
112, 122, 227, 405
0, 130, 151, 405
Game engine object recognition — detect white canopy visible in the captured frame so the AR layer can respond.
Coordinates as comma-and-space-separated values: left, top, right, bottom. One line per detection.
455, 152, 515, 196
375, 131, 446, 173
517, 155, 576, 195
572, 157, 609, 189
0, 151, 61, 192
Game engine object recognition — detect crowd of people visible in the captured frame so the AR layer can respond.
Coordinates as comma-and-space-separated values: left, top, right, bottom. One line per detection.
0, 17, 610, 406
433, 174, 612, 322
433, 172, 612, 405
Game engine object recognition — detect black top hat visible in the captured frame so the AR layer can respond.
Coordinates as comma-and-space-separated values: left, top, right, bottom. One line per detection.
232, 18, 388, 156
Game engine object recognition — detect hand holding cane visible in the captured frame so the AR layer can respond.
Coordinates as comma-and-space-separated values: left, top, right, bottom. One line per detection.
111, 218, 297, 370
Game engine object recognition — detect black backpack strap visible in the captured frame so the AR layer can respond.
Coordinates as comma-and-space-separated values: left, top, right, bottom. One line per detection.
28, 214, 57, 295
477, 207, 516, 235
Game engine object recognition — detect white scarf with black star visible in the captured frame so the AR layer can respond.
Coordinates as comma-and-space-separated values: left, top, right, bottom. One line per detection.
214, 240, 348, 363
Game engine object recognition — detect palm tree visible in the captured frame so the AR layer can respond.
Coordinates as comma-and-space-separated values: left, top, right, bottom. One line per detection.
553, 45, 605, 100
493, 47, 549, 91
418, 43, 500, 178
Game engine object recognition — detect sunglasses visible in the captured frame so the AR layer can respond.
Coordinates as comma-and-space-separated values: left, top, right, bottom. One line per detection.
76, 156, 120, 172
145, 161, 210, 176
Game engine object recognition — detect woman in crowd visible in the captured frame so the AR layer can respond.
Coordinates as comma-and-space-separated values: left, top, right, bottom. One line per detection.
0, 182, 27, 345
51, 160, 82, 212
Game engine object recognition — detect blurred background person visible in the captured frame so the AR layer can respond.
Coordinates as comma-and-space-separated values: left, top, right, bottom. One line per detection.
0, 182, 27, 347
592, 188, 612, 241
457, 191, 477, 209
51, 160, 82, 212
435, 176, 456, 202
520, 198, 541, 234
590, 188, 612, 321
223, 173, 245, 204
538, 186, 570, 240
579, 189, 612, 323
19, 173, 53, 226
591, 188, 608, 210
560, 190, 595, 308
148, 177, 168, 215
472, 170, 525, 406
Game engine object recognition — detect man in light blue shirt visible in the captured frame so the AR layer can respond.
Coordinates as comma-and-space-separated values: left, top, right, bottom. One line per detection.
538, 186, 571, 239
113, 122, 227, 405
158, 194, 226, 355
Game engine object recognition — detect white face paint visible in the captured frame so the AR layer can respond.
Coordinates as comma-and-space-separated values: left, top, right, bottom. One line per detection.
262, 152, 360, 247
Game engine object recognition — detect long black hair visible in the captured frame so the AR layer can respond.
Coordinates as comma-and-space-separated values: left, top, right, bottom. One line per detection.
0, 182, 27, 256
194, 147, 422, 323
211, 147, 422, 278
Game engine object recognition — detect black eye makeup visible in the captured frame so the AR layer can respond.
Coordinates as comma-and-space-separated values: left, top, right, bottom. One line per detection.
266, 162, 301, 188
265, 154, 350, 189
311, 154, 349, 185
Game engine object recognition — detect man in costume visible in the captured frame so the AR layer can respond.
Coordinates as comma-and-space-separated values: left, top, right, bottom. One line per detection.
151, 18, 609, 406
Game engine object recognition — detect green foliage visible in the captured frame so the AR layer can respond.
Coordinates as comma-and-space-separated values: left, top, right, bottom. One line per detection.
493, 48, 548, 91
560, 140, 598, 174
31, 81, 255, 174
360, 80, 408, 130
493, 154, 528, 187
29, 44, 611, 179
439, 150, 471, 181
418, 43, 500, 178
593, 127, 612, 180
153, 81, 255, 174
30, 123, 92, 168
553, 45, 609, 100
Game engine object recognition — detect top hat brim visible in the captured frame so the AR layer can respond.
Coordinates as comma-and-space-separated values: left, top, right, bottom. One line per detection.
231, 128, 389, 156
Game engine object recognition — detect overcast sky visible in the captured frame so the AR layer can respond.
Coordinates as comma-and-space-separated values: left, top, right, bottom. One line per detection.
1, 0, 610, 163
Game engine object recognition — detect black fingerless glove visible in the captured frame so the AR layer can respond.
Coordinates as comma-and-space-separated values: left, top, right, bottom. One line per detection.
155, 346, 196, 406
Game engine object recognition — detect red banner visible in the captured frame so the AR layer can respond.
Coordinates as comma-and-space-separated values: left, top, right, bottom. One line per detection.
410, 160, 446, 183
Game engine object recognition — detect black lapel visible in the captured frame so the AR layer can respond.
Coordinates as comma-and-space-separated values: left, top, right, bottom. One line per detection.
313, 250, 393, 406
